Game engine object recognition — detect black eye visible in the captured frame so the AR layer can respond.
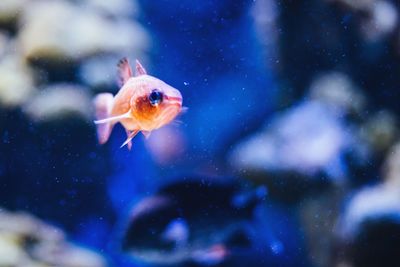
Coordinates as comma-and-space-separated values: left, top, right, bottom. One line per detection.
149, 90, 163, 106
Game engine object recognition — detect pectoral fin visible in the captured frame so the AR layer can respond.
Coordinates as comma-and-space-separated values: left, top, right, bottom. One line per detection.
120, 130, 139, 149
94, 111, 132, 124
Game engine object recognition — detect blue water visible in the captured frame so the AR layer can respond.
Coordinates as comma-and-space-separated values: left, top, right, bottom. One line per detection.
2, 0, 400, 266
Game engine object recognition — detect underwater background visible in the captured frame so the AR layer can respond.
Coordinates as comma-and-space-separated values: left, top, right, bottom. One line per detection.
1, 0, 400, 266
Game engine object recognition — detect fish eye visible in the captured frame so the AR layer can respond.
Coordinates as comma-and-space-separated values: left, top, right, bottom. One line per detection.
149, 89, 163, 106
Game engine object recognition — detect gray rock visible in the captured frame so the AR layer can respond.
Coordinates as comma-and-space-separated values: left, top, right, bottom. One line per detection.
308, 72, 366, 117
0, 53, 36, 108
0, 207, 106, 267
229, 100, 353, 183
82, 0, 140, 17
382, 142, 400, 188
18, 0, 149, 62
333, 184, 400, 267
0, 0, 27, 25
23, 84, 92, 122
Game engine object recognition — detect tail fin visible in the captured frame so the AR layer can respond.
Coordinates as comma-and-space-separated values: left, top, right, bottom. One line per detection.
93, 93, 114, 144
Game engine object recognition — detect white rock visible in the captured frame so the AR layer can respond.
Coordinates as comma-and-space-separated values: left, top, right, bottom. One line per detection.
309, 72, 365, 116
229, 101, 352, 182
361, 0, 398, 40
383, 142, 400, 188
328, 0, 374, 11
0, 207, 106, 267
18, 0, 150, 61
79, 55, 133, 91
360, 111, 397, 153
32, 243, 106, 267
23, 84, 92, 122
372, 1, 398, 34
0, 54, 35, 107
337, 185, 400, 239
0, 0, 28, 24
0, 232, 24, 266
82, 0, 140, 17
0, 210, 65, 242
0, 32, 10, 57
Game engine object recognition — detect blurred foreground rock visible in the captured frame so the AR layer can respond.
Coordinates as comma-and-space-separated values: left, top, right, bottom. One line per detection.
0, 207, 106, 267
333, 141, 400, 267
334, 185, 400, 267
119, 176, 307, 267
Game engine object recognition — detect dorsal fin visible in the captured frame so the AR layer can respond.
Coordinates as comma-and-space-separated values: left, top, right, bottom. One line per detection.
135, 59, 147, 76
117, 57, 133, 87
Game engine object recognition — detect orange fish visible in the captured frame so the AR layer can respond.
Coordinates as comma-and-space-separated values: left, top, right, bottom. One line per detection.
93, 58, 184, 149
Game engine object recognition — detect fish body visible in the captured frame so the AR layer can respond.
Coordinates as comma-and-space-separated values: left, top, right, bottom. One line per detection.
93, 58, 183, 149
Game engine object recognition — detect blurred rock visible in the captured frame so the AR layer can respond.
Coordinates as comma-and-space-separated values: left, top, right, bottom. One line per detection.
0, 207, 106, 267
18, 0, 149, 63
334, 185, 400, 267
359, 111, 398, 154
0, 232, 24, 266
229, 101, 354, 202
309, 72, 366, 117
227, 69, 398, 201
362, 1, 398, 41
83, 0, 140, 17
251, 0, 279, 60
79, 56, 117, 91
0, 53, 36, 108
0, 0, 27, 27
0, 31, 10, 57
330, 0, 398, 41
382, 141, 400, 188
22, 84, 92, 122
337, 185, 400, 241
32, 243, 107, 267
0, 209, 65, 242
300, 190, 342, 267
331, 0, 374, 10
334, 145, 400, 267
79, 55, 152, 91
121, 177, 270, 266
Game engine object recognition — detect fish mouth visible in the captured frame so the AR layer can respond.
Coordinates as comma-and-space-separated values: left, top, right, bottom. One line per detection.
164, 95, 182, 109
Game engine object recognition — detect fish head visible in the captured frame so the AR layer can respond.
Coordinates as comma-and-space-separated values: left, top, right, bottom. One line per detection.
130, 75, 183, 131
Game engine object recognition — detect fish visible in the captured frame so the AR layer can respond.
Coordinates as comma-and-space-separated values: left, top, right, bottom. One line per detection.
118, 177, 267, 266
93, 58, 184, 149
